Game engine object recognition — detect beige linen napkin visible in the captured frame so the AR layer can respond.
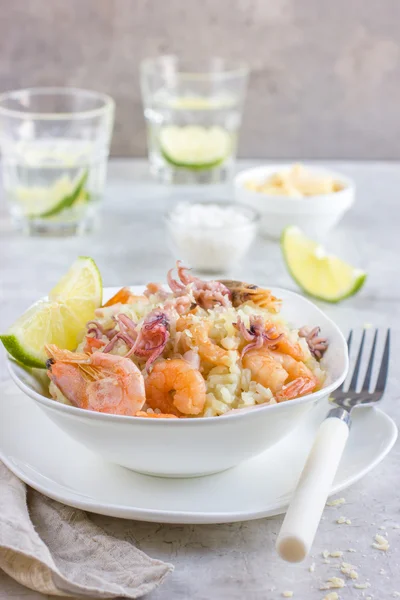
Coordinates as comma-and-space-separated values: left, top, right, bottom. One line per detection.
0, 461, 173, 598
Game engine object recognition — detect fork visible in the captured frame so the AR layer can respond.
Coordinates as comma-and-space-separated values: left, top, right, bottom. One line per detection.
276, 329, 391, 563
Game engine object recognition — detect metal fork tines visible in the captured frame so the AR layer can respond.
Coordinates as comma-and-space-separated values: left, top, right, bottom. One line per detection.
331, 329, 391, 409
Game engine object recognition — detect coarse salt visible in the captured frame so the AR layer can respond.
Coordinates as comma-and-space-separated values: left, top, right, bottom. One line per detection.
167, 202, 256, 272
309, 562, 316, 573
348, 548, 357, 553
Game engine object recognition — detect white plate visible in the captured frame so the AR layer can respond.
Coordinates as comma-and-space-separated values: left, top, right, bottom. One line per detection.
0, 380, 396, 524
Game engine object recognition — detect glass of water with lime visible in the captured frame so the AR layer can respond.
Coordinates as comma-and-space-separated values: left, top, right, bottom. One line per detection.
140, 56, 248, 184
0, 88, 114, 235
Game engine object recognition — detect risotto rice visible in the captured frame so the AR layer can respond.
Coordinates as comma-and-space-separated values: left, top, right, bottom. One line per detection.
46, 263, 328, 418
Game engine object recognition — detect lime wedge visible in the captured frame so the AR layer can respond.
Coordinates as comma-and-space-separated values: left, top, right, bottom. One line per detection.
16, 169, 89, 219
281, 226, 367, 303
49, 256, 102, 322
37, 169, 89, 218
159, 125, 232, 169
1, 257, 102, 367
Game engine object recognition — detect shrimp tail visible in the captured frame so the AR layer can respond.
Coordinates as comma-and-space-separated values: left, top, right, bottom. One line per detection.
45, 344, 90, 364
276, 377, 317, 402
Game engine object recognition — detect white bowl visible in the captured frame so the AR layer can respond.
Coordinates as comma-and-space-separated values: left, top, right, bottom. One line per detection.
6, 285, 348, 478
234, 164, 355, 239
165, 201, 259, 273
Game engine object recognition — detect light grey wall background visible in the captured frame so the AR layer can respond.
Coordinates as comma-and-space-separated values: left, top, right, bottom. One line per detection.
1, 0, 400, 159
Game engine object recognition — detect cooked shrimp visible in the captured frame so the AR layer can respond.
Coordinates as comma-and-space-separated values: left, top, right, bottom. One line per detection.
242, 348, 288, 394
135, 411, 178, 419
272, 351, 318, 401
176, 317, 231, 366
242, 348, 318, 401
145, 358, 206, 416
45, 345, 146, 416
219, 280, 281, 313
103, 287, 148, 307
271, 328, 309, 362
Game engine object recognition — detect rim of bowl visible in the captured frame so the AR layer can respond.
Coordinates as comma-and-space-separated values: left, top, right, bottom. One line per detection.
234, 164, 355, 202
165, 200, 260, 229
0, 87, 115, 120
7, 286, 349, 426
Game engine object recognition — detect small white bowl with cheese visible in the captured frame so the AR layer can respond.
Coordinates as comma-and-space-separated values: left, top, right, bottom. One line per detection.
234, 164, 355, 240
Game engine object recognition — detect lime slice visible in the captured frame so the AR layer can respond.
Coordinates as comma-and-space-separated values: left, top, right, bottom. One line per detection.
159, 125, 232, 169
38, 169, 89, 218
281, 226, 367, 303
16, 169, 89, 219
1, 257, 102, 367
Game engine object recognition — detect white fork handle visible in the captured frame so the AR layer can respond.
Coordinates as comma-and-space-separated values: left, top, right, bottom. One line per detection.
276, 411, 350, 562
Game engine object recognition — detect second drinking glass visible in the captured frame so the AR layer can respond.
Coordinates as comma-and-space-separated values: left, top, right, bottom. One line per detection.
140, 56, 248, 184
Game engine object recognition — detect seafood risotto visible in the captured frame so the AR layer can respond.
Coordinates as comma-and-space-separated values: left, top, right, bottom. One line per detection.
45, 262, 328, 419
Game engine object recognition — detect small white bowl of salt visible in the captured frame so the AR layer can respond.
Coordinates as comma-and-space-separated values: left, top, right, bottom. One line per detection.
165, 201, 259, 273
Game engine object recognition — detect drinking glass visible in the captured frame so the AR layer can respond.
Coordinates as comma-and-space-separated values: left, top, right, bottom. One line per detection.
0, 87, 115, 235
140, 56, 248, 184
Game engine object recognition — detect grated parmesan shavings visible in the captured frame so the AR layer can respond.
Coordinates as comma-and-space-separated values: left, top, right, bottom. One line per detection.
336, 516, 351, 525
322, 594, 339, 600
326, 497, 346, 507
372, 534, 389, 551
320, 577, 346, 590
340, 562, 358, 580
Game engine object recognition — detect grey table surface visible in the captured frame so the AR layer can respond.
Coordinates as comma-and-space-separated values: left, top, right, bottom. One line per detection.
0, 159, 399, 600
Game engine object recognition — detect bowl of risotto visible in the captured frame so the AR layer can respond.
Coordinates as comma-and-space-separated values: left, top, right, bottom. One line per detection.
234, 163, 355, 239
8, 263, 348, 477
